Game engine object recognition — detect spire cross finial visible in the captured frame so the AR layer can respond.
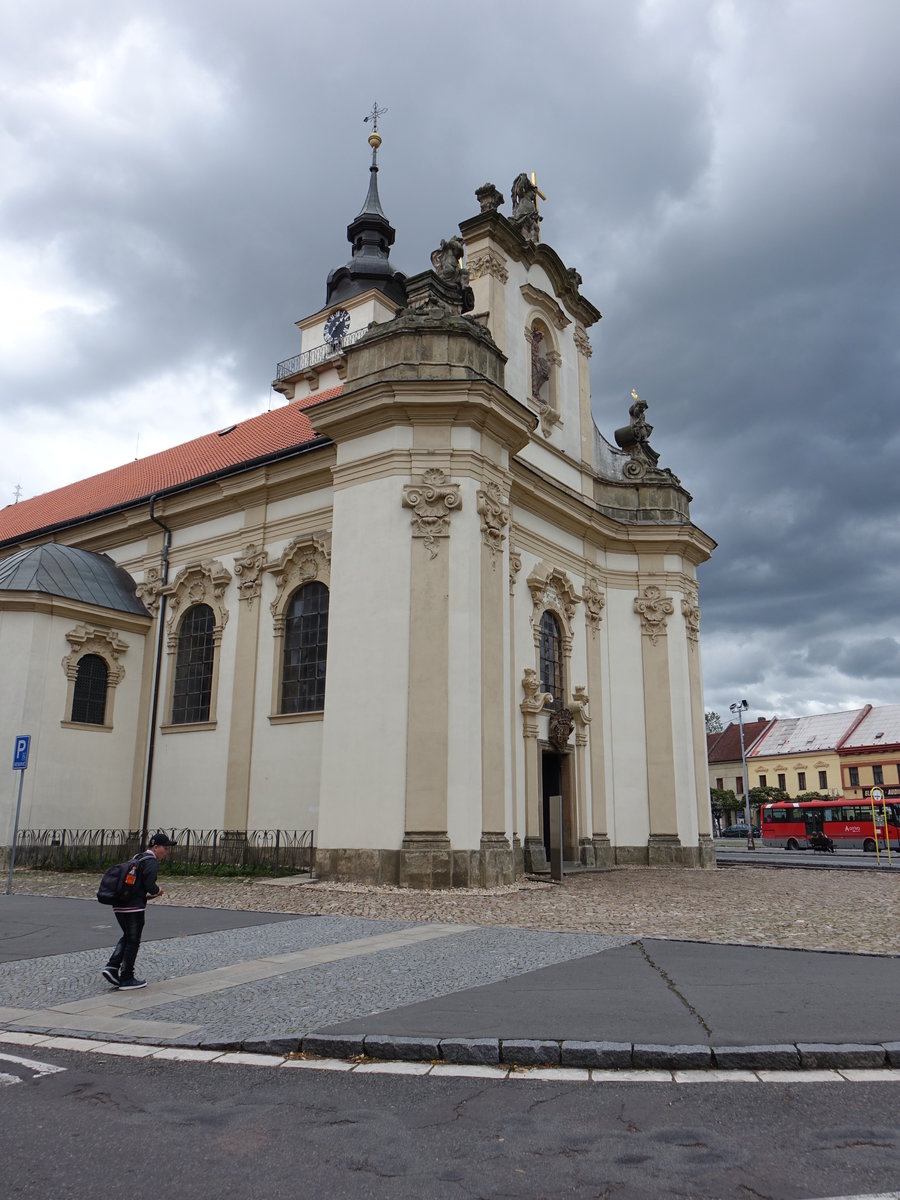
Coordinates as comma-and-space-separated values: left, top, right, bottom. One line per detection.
13, 483, 22, 504
363, 101, 388, 132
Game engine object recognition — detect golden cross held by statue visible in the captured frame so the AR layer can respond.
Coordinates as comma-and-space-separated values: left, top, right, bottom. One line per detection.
530, 171, 547, 208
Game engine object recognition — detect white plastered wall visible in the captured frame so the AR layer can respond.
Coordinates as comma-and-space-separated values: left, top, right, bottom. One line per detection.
316, 473, 412, 850
446, 477, 486, 850
0, 609, 146, 837
604, 585, 650, 847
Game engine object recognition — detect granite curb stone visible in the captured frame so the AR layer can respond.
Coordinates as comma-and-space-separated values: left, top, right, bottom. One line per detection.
712, 1044, 800, 1070
301, 1033, 364, 1059
797, 1042, 886, 1069
633, 1043, 713, 1070
500, 1039, 561, 1066
439, 1037, 500, 1065
883, 1041, 900, 1067
560, 1040, 632, 1068
364, 1034, 441, 1062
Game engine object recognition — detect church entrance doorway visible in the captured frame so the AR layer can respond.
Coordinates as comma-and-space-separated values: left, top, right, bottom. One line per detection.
541, 748, 577, 863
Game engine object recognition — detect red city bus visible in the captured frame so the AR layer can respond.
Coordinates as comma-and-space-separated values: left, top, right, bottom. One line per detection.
761, 798, 900, 851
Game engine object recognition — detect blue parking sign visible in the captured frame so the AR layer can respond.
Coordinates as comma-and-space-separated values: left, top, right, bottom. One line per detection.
12, 735, 30, 771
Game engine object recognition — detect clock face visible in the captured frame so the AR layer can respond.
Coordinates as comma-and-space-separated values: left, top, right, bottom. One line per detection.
324, 309, 351, 345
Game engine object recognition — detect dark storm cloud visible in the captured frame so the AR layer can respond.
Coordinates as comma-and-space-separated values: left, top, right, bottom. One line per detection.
1, 0, 898, 717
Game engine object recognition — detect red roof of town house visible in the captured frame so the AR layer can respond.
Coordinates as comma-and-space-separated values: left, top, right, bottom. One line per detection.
0, 388, 341, 547
707, 718, 772, 763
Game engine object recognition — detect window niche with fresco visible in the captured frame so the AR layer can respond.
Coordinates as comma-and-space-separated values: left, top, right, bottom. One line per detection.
527, 318, 562, 438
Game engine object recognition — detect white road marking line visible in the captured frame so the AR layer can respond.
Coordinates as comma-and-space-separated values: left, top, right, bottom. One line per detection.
0, 1051, 66, 1077
0, 1071, 22, 1087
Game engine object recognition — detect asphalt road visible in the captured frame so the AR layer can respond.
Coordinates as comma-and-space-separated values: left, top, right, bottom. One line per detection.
1, 1048, 898, 1199
715, 843, 899, 870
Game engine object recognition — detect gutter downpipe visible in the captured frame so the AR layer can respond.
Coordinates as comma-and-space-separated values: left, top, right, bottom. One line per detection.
140, 494, 171, 850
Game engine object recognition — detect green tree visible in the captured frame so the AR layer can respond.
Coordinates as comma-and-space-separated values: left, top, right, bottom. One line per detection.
705, 710, 724, 733
749, 785, 789, 806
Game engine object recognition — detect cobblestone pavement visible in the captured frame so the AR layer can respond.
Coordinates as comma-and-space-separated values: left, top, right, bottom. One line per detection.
10, 865, 900, 955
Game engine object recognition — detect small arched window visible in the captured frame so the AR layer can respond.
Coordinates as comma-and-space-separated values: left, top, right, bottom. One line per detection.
539, 610, 564, 711
172, 604, 215, 724
281, 582, 329, 713
71, 654, 108, 725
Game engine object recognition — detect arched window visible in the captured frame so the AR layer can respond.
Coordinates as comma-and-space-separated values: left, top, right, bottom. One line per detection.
539, 610, 564, 711
172, 604, 215, 724
281, 581, 329, 713
70, 654, 108, 725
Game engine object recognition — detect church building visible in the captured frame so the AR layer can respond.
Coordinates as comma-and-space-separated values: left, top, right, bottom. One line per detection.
0, 127, 716, 886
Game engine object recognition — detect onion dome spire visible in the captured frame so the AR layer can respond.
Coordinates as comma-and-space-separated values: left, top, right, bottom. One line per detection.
325, 103, 407, 307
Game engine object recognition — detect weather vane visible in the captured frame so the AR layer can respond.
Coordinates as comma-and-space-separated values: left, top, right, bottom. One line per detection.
363, 101, 388, 132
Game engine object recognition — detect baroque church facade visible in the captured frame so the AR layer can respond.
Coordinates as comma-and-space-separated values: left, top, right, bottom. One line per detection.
0, 132, 716, 886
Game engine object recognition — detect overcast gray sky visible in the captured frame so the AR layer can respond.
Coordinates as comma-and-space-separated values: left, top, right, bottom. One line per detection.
1, 0, 898, 722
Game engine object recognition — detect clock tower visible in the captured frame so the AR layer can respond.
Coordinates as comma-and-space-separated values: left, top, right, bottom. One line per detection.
272, 121, 407, 401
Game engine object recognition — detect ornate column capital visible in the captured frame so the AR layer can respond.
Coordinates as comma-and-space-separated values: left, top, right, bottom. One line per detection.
681, 583, 701, 646
476, 480, 509, 560
634, 583, 674, 644
583, 575, 606, 630
234, 543, 267, 609
402, 468, 462, 559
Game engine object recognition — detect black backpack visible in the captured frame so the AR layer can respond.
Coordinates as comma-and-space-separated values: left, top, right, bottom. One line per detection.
97, 857, 139, 905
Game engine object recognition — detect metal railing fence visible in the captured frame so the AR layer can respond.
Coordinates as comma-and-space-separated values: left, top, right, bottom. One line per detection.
13, 828, 314, 875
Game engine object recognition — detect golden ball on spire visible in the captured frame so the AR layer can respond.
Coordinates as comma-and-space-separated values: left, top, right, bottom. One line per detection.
368, 130, 382, 150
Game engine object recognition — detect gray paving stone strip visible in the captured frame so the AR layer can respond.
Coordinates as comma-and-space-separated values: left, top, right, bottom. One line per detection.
0, 924, 474, 1039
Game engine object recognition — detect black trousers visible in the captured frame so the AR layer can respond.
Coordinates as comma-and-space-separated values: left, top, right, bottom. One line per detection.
107, 910, 146, 981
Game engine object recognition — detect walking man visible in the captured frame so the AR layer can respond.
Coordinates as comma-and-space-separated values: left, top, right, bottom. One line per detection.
102, 832, 172, 990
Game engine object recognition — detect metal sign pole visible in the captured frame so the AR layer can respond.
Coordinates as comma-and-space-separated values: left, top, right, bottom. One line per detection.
7, 734, 31, 895
6, 770, 25, 895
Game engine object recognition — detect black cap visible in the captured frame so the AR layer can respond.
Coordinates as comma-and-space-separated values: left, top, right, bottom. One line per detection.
149, 831, 173, 847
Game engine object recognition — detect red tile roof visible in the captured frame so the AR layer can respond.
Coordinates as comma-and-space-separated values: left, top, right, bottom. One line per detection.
0, 388, 341, 546
707, 719, 772, 763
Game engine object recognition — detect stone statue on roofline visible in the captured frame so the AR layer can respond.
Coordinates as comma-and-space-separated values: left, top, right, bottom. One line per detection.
510, 172, 542, 243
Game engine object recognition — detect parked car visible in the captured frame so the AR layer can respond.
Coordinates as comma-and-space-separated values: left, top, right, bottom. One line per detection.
720, 823, 760, 838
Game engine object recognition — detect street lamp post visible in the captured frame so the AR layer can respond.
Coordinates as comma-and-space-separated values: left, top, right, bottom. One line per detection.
730, 699, 755, 850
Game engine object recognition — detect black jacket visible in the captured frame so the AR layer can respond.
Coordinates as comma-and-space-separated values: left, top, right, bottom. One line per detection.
112, 850, 161, 911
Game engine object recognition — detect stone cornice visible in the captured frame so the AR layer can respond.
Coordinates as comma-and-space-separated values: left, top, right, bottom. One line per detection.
312, 377, 536, 457
0, 592, 152, 634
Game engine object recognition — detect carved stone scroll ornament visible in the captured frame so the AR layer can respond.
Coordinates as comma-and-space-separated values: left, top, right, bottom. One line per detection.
521, 667, 552, 715
634, 584, 675, 645
527, 563, 579, 642
548, 707, 575, 751
509, 549, 522, 595
402, 469, 462, 560
570, 686, 591, 745
681, 584, 701, 646
163, 560, 232, 651
582, 576, 606, 630
62, 624, 128, 686
476, 481, 509, 561
234, 543, 267, 609
573, 325, 593, 359
539, 406, 562, 438
467, 248, 509, 285
135, 566, 164, 616
264, 534, 331, 631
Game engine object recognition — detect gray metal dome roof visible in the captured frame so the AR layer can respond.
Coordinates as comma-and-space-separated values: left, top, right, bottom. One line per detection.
0, 543, 150, 615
